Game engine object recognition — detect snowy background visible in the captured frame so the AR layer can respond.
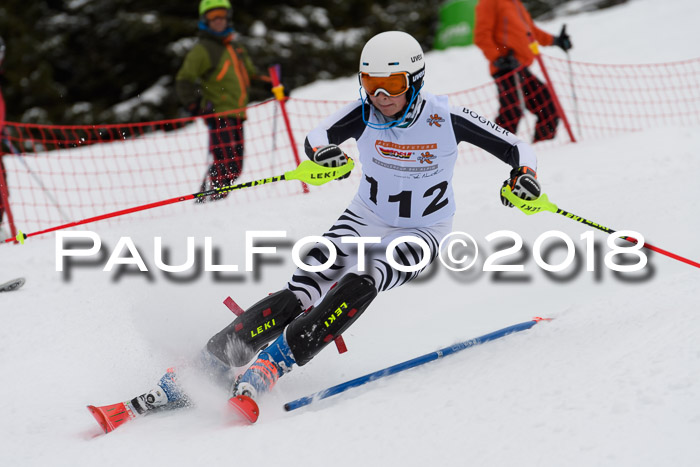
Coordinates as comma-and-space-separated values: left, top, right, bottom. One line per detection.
1, 0, 700, 465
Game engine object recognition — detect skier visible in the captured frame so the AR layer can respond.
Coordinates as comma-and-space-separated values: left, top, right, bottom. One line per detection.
90, 31, 542, 430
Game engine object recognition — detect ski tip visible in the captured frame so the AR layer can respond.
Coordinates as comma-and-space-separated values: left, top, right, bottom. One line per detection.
0, 277, 26, 292
87, 405, 113, 434
87, 402, 134, 434
228, 395, 260, 424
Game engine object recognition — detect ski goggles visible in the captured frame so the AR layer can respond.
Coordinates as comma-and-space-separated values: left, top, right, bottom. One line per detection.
359, 72, 410, 97
205, 9, 229, 21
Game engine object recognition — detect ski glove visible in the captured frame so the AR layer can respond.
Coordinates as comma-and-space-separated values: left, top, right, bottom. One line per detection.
313, 144, 350, 180
493, 51, 520, 73
185, 100, 214, 117
500, 166, 541, 208
186, 102, 200, 116
553, 25, 573, 51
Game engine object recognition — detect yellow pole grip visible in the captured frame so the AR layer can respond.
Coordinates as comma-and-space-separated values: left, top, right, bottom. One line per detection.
272, 85, 285, 101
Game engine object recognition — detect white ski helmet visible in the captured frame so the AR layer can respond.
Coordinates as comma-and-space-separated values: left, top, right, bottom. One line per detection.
359, 31, 425, 98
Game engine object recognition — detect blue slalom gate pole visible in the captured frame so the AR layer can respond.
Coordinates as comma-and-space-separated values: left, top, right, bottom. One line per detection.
284, 318, 548, 412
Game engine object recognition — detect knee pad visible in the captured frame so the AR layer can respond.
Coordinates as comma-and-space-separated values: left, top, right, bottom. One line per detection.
286, 273, 377, 366
206, 289, 302, 367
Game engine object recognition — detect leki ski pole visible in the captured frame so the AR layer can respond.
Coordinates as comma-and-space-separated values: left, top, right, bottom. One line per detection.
4, 158, 355, 245
501, 186, 700, 269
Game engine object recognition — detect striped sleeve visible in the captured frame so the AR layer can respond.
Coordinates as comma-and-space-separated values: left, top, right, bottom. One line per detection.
450, 105, 537, 170
304, 100, 368, 159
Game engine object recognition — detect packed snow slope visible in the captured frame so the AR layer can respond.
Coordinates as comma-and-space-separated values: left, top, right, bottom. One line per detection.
1, 0, 699, 466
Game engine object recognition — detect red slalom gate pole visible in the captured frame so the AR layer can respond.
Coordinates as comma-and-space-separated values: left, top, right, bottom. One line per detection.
530, 41, 577, 143
2, 158, 356, 245
269, 65, 308, 194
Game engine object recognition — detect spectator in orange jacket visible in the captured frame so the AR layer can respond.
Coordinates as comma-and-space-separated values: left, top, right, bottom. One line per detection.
474, 0, 572, 142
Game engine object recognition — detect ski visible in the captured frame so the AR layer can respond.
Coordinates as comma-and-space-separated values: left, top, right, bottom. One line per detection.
87, 367, 201, 435
228, 394, 259, 423
87, 402, 135, 434
0, 277, 25, 293
87, 395, 246, 434
87, 318, 550, 431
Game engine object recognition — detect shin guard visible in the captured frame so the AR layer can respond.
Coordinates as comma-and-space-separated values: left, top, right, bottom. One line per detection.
206, 289, 302, 367
286, 273, 377, 366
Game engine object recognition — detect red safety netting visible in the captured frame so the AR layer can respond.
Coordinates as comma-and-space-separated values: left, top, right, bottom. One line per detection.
540, 55, 700, 139
1, 55, 699, 238
0, 101, 305, 236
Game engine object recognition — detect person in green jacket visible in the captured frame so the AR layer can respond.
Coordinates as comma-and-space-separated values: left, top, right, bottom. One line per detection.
176, 0, 268, 201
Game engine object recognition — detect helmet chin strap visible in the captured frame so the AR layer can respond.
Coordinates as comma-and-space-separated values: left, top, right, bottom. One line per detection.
359, 83, 424, 130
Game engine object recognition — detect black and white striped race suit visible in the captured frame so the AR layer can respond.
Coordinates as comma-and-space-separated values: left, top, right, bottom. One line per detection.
289, 91, 536, 309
